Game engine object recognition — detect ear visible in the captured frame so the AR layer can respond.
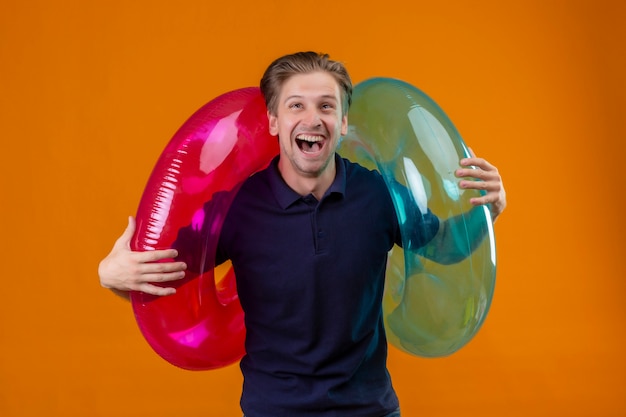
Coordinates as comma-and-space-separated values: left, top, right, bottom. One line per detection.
340, 114, 348, 136
268, 111, 278, 136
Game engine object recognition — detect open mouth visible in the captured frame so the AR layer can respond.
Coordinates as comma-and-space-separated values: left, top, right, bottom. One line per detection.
296, 134, 325, 153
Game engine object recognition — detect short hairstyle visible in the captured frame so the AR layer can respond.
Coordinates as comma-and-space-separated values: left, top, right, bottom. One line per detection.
260, 51, 353, 116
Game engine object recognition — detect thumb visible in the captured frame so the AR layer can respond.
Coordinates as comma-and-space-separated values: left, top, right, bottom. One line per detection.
114, 216, 136, 250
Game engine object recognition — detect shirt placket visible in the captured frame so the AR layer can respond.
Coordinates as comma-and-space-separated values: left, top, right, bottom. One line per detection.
304, 195, 329, 255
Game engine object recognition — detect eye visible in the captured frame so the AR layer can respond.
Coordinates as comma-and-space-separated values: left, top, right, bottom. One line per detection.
289, 102, 303, 110
321, 103, 335, 111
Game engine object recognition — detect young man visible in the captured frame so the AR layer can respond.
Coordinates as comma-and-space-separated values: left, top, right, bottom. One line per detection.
99, 52, 506, 416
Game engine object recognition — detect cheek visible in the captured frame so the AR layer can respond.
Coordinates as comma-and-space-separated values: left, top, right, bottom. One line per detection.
277, 123, 295, 148
270, 117, 293, 138
279, 118, 297, 136
330, 118, 346, 136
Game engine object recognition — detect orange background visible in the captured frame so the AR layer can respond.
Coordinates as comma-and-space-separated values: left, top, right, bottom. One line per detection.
1, 0, 624, 416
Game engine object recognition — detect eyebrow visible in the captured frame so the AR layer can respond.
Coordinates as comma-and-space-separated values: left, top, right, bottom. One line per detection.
284, 94, 338, 102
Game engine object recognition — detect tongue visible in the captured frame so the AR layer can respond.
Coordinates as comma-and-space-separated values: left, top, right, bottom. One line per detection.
301, 141, 321, 153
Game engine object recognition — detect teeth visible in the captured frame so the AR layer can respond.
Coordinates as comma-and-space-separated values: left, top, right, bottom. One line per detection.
296, 135, 323, 142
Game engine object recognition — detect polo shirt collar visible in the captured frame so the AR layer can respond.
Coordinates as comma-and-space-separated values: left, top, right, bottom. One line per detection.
268, 153, 347, 209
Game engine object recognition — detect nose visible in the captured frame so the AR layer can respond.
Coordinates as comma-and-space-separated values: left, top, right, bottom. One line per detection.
303, 108, 322, 128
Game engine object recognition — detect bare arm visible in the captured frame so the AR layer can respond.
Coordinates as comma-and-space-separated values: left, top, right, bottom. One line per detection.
418, 148, 506, 264
98, 217, 187, 299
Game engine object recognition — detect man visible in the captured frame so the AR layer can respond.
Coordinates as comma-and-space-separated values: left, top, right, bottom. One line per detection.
99, 51, 506, 416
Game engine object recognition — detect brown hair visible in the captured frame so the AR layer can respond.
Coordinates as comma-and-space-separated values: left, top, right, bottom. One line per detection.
260, 51, 353, 116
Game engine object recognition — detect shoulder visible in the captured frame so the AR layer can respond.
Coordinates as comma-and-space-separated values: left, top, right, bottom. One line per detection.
237, 162, 273, 196
340, 157, 387, 191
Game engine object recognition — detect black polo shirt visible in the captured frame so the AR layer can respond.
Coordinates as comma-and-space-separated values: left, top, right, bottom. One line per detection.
176, 154, 439, 416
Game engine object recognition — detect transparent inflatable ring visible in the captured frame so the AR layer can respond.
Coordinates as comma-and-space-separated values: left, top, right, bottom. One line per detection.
342, 78, 496, 357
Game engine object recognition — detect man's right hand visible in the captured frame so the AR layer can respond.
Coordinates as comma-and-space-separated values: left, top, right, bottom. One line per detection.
98, 217, 187, 298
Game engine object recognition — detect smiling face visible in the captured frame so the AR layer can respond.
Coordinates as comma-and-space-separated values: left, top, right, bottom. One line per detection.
269, 71, 348, 194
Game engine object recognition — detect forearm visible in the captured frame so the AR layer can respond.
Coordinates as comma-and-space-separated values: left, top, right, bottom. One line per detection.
419, 205, 490, 265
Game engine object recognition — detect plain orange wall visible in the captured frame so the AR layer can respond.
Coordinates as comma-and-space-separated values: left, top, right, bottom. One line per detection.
1, 0, 624, 416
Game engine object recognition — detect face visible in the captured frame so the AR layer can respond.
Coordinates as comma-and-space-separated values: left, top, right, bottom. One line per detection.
268, 71, 348, 182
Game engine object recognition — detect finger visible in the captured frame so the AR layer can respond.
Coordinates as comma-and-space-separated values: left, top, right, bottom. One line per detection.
458, 164, 501, 182
137, 262, 187, 277
478, 159, 496, 172
469, 158, 496, 172
114, 216, 136, 250
460, 151, 496, 171
134, 249, 181, 263
470, 194, 493, 206
469, 188, 502, 207
457, 168, 484, 181
143, 270, 187, 284
457, 167, 496, 182
460, 179, 490, 191
137, 282, 177, 296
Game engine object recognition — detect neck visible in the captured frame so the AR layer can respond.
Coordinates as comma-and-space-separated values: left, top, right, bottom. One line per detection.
278, 156, 336, 201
